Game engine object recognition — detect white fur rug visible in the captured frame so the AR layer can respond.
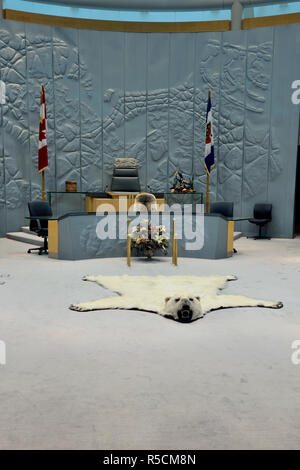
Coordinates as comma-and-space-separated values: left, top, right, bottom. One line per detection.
70, 275, 283, 321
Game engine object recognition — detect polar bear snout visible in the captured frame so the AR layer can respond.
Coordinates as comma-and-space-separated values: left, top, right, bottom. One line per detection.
163, 296, 203, 323
178, 303, 193, 323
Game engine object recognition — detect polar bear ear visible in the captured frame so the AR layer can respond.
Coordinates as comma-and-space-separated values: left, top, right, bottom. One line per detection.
195, 296, 201, 301
165, 297, 171, 303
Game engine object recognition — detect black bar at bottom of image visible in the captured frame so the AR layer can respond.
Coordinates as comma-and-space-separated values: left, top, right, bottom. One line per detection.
0, 449, 278, 465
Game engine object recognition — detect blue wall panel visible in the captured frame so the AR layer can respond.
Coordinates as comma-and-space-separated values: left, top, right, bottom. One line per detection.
193, 31, 221, 198
241, 27, 273, 235
53, 27, 81, 192
268, 24, 300, 237
102, 31, 125, 191
26, 23, 56, 201
1, 19, 29, 233
124, 32, 147, 191
218, 29, 246, 222
146, 33, 169, 193
79, 29, 103, 192
168, 33, 195, 189
0, 17, 299, 238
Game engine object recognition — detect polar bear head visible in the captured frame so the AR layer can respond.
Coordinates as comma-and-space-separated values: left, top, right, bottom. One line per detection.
163, 296, 204, 323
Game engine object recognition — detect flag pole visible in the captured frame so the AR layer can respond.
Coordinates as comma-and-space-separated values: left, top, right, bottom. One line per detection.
42, 171, 45, 201
206, 171, 210, 214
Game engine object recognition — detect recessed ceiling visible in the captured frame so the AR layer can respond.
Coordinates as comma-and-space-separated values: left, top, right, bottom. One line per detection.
21, 0, 300, 12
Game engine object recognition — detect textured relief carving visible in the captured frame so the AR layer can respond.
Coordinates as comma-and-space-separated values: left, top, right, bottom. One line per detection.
80, 224, 102, 257
27, 34, 53, 79
199, 39, 221, 89
269, 131, 282, 181
4, 152, 29, 209
147, 88, 169, 191
0, 28, 28, 147
0, 156, 5, 206
213, 41, 245, 203
148, 159, 168, 193
169, 82, 194, 184
243, 41, 273, 200
27, 31, 56, 183
0, 21, 288, 237
31, 182, 42, 201
247, 43, 272, 90
80, 223, 125, 258
243, 127, 269, 198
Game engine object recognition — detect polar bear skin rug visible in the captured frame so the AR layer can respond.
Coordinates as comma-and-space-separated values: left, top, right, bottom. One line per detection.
69, 275, 283, 323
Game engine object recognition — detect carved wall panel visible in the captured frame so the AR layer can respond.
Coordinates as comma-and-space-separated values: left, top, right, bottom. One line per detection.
0, 17, 299, 238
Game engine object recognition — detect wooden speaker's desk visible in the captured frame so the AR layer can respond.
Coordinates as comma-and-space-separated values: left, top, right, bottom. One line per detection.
45, 212, 234, 260
85, 192, 165, 212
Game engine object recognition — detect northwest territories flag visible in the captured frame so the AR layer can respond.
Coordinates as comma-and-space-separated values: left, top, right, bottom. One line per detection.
204, 90, 215, 174
38, 84, 48, 173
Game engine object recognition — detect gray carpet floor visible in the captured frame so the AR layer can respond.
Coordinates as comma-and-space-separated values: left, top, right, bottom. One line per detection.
0, 236, 300, 450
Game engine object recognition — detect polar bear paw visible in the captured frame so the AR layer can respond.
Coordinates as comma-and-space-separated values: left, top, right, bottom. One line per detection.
69, 303, 89, 312
274, 301, 283, 309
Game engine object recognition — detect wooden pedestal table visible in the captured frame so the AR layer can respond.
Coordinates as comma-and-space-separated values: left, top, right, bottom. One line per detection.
126, 218, 177, 266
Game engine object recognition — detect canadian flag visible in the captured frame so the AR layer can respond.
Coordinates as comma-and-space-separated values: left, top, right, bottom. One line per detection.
38, 84, 48, 173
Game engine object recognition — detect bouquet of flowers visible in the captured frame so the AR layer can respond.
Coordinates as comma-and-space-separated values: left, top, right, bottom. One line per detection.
170, 170, 195, 193
131, 220, 169, 259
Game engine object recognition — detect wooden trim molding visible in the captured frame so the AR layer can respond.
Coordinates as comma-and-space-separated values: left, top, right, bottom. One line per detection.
242, 12, 300, 30
3, 9, 230, 32
48, 220, 58, 256
227, 220, 234, 257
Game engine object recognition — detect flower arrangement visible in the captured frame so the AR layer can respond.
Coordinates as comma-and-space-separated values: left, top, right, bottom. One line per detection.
170, 170, 195, 193
131, 220, 169, 259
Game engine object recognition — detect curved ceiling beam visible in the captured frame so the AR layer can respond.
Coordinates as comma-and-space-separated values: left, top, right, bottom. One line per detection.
24, 0, 300, 11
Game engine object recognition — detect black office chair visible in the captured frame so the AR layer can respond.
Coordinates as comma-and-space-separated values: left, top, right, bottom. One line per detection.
111, 158, 140, 192
248, 203, 272, 240
27, 201, 53, 255
210, 201, 234, 219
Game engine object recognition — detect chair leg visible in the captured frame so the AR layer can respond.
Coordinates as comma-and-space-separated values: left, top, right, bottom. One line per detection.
247, 224, 271, 240
254, 225, 271, 240
27, 237, 48, 255
28, 246, 42, 254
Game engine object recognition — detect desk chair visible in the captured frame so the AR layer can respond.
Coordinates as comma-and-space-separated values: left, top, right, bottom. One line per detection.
27, 201, 53, 255
210, 201, 234, 219
111, 158, 140, 192
248, 203, 272, 239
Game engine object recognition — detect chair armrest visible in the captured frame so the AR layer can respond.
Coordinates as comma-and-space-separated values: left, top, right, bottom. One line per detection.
231, 217, 251, 222
25, 216, 52, 230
